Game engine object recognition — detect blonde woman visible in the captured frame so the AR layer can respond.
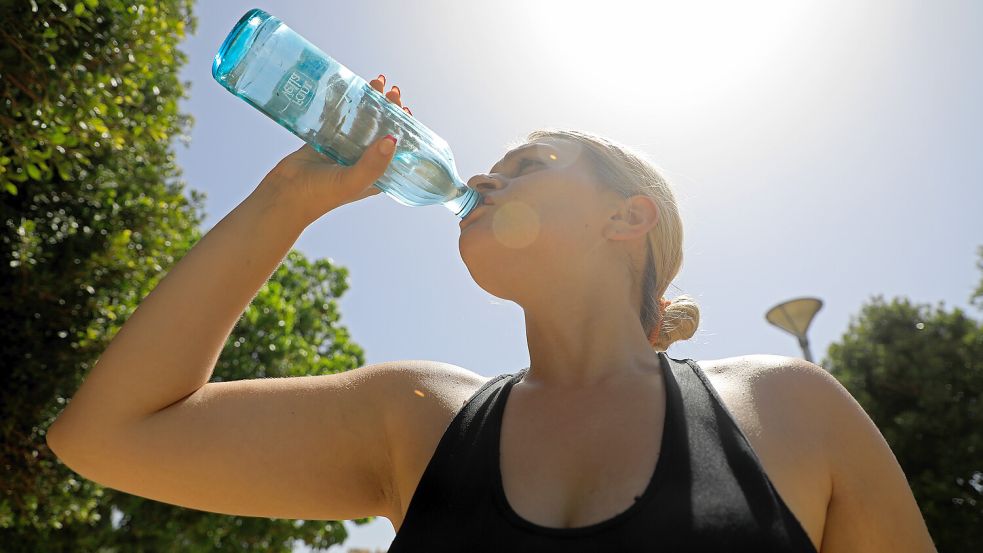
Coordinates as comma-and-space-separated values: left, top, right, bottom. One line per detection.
47, 75, 937, 552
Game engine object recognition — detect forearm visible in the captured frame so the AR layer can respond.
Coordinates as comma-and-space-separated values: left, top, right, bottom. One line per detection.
51, 177, 308, 434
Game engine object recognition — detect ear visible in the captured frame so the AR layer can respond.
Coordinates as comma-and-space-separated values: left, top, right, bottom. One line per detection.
605, 194, 659, 241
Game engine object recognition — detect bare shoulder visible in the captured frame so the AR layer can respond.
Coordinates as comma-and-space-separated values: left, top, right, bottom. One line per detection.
700, 355, 937, 551
380, 359, 490, 448
380, 360, 491, 528
697, 354, 848, 414
698, 353, 832, 382
696, 353, 841, 452
382, 359, 490, 411
696, 354, 835, 550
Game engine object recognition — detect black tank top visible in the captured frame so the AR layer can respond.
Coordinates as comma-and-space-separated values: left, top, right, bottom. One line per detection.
387, 352, 818, 552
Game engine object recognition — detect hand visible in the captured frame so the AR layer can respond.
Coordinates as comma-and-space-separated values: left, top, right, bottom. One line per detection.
261, 74, 414, 224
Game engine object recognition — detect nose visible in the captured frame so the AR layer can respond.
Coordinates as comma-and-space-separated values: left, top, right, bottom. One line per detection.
467, 173, 506, 197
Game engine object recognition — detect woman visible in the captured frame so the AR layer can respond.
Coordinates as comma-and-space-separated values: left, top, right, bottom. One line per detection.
46, 75, 937, 552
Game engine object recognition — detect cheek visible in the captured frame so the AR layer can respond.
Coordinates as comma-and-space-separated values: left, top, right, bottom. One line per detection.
489, 200, 541, 249
458, 184, 590, 257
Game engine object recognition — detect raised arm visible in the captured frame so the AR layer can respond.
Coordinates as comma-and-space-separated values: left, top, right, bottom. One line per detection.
46, 75, 416, 520
47, 132, 396, 434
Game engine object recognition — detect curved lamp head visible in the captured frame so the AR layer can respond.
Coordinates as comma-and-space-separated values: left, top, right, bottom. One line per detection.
765, 297, 823, 340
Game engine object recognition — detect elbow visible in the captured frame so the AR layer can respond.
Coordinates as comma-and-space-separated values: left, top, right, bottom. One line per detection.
45, 416, 88, 466
45, 419, 73, 461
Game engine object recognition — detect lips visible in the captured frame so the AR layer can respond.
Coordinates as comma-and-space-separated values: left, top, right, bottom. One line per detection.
459, 196, 496, 228
459, 205, 489, 228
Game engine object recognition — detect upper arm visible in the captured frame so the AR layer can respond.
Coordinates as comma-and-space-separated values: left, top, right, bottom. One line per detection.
46, 361, 419, 522
770, 358, 939, 553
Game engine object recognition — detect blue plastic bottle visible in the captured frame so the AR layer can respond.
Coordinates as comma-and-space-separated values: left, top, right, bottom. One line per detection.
212, 8, 481, 219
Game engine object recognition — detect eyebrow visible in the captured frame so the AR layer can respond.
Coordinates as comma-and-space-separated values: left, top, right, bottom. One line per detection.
489, 143, 553, 174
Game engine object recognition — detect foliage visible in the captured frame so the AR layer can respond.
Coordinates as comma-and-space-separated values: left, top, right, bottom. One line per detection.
823, 249, 983, 552
0, 0, 193, 195
972, 245, 983, 312
1, 1, 378, 551
219, 252, 370, 382
0, 0, 201, 535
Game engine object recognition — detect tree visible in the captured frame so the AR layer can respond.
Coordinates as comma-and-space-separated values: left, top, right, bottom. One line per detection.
1, 2, 380, 550
972, 245, 983, 311
823, 247, 983, 552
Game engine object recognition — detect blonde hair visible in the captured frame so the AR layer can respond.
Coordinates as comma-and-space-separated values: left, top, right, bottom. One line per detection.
513, 129, 700, 351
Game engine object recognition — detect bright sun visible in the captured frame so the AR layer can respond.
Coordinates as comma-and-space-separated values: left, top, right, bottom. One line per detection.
522, 0, 816, 110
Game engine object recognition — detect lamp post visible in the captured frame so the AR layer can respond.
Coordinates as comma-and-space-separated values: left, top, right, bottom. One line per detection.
765, 297, 823, 363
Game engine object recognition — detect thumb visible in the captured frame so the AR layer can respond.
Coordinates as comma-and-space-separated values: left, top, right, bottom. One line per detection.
341, 134, 397, 195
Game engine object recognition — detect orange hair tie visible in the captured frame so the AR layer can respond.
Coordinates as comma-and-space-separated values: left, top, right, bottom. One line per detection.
650, 297, 673, 349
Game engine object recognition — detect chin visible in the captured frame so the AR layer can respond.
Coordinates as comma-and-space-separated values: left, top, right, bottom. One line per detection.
459, 237, 555, 303
458, 207, 573, 299
460, 239, 509, 300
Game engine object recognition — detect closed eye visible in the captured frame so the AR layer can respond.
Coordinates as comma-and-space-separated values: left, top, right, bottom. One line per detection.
516, 159, 543, 174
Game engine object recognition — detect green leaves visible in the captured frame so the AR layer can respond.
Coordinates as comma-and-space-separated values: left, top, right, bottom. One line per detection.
1, 0, 194, 198
2, 2, 373, 550
972, 245, 983, 312
225, 251, 364, 381
824, 283, 983, 551
26, 163, 42, 180
70, 0, 98, 16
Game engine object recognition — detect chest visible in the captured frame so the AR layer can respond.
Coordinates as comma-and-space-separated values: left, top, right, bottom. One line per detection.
389, 368, 829, 551
497, 381, 666, 530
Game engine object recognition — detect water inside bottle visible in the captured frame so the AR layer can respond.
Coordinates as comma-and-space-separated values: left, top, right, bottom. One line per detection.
213, 11, 481, 219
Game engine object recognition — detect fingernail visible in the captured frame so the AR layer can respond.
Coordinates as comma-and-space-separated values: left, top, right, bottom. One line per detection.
380, 134, 397, 154
403, 106, 412, 115
377, 74, 386, 83
390, 85, 400, 95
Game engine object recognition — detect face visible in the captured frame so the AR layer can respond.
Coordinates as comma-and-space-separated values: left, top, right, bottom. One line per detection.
459, 137, 632, 304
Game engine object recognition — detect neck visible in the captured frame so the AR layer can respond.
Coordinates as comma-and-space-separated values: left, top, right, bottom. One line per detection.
519, 286, 661, 391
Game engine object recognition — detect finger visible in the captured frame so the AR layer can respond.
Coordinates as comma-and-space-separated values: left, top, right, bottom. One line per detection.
362, 185, 384, 198
386, 85, 402, 106
370, 74, 386, 91
353, 183, 383, 202
290, 143, 317, 158
341, 134, 398, 194
402, 105, 413, 116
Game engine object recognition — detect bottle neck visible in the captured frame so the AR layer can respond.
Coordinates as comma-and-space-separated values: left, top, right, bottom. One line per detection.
447, 184, 482, 219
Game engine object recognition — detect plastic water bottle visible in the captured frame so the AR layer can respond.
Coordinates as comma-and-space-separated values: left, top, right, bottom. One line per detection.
211, 8, 482, 219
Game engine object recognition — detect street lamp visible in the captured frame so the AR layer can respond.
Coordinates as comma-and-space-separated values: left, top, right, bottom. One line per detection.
765, 297, 823, 363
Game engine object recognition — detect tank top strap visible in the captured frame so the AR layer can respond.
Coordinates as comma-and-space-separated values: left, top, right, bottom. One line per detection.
389, 355, 818, 552
666, 355, 817, 552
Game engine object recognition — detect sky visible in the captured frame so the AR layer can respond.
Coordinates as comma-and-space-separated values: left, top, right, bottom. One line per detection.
173, 1, 983, 550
